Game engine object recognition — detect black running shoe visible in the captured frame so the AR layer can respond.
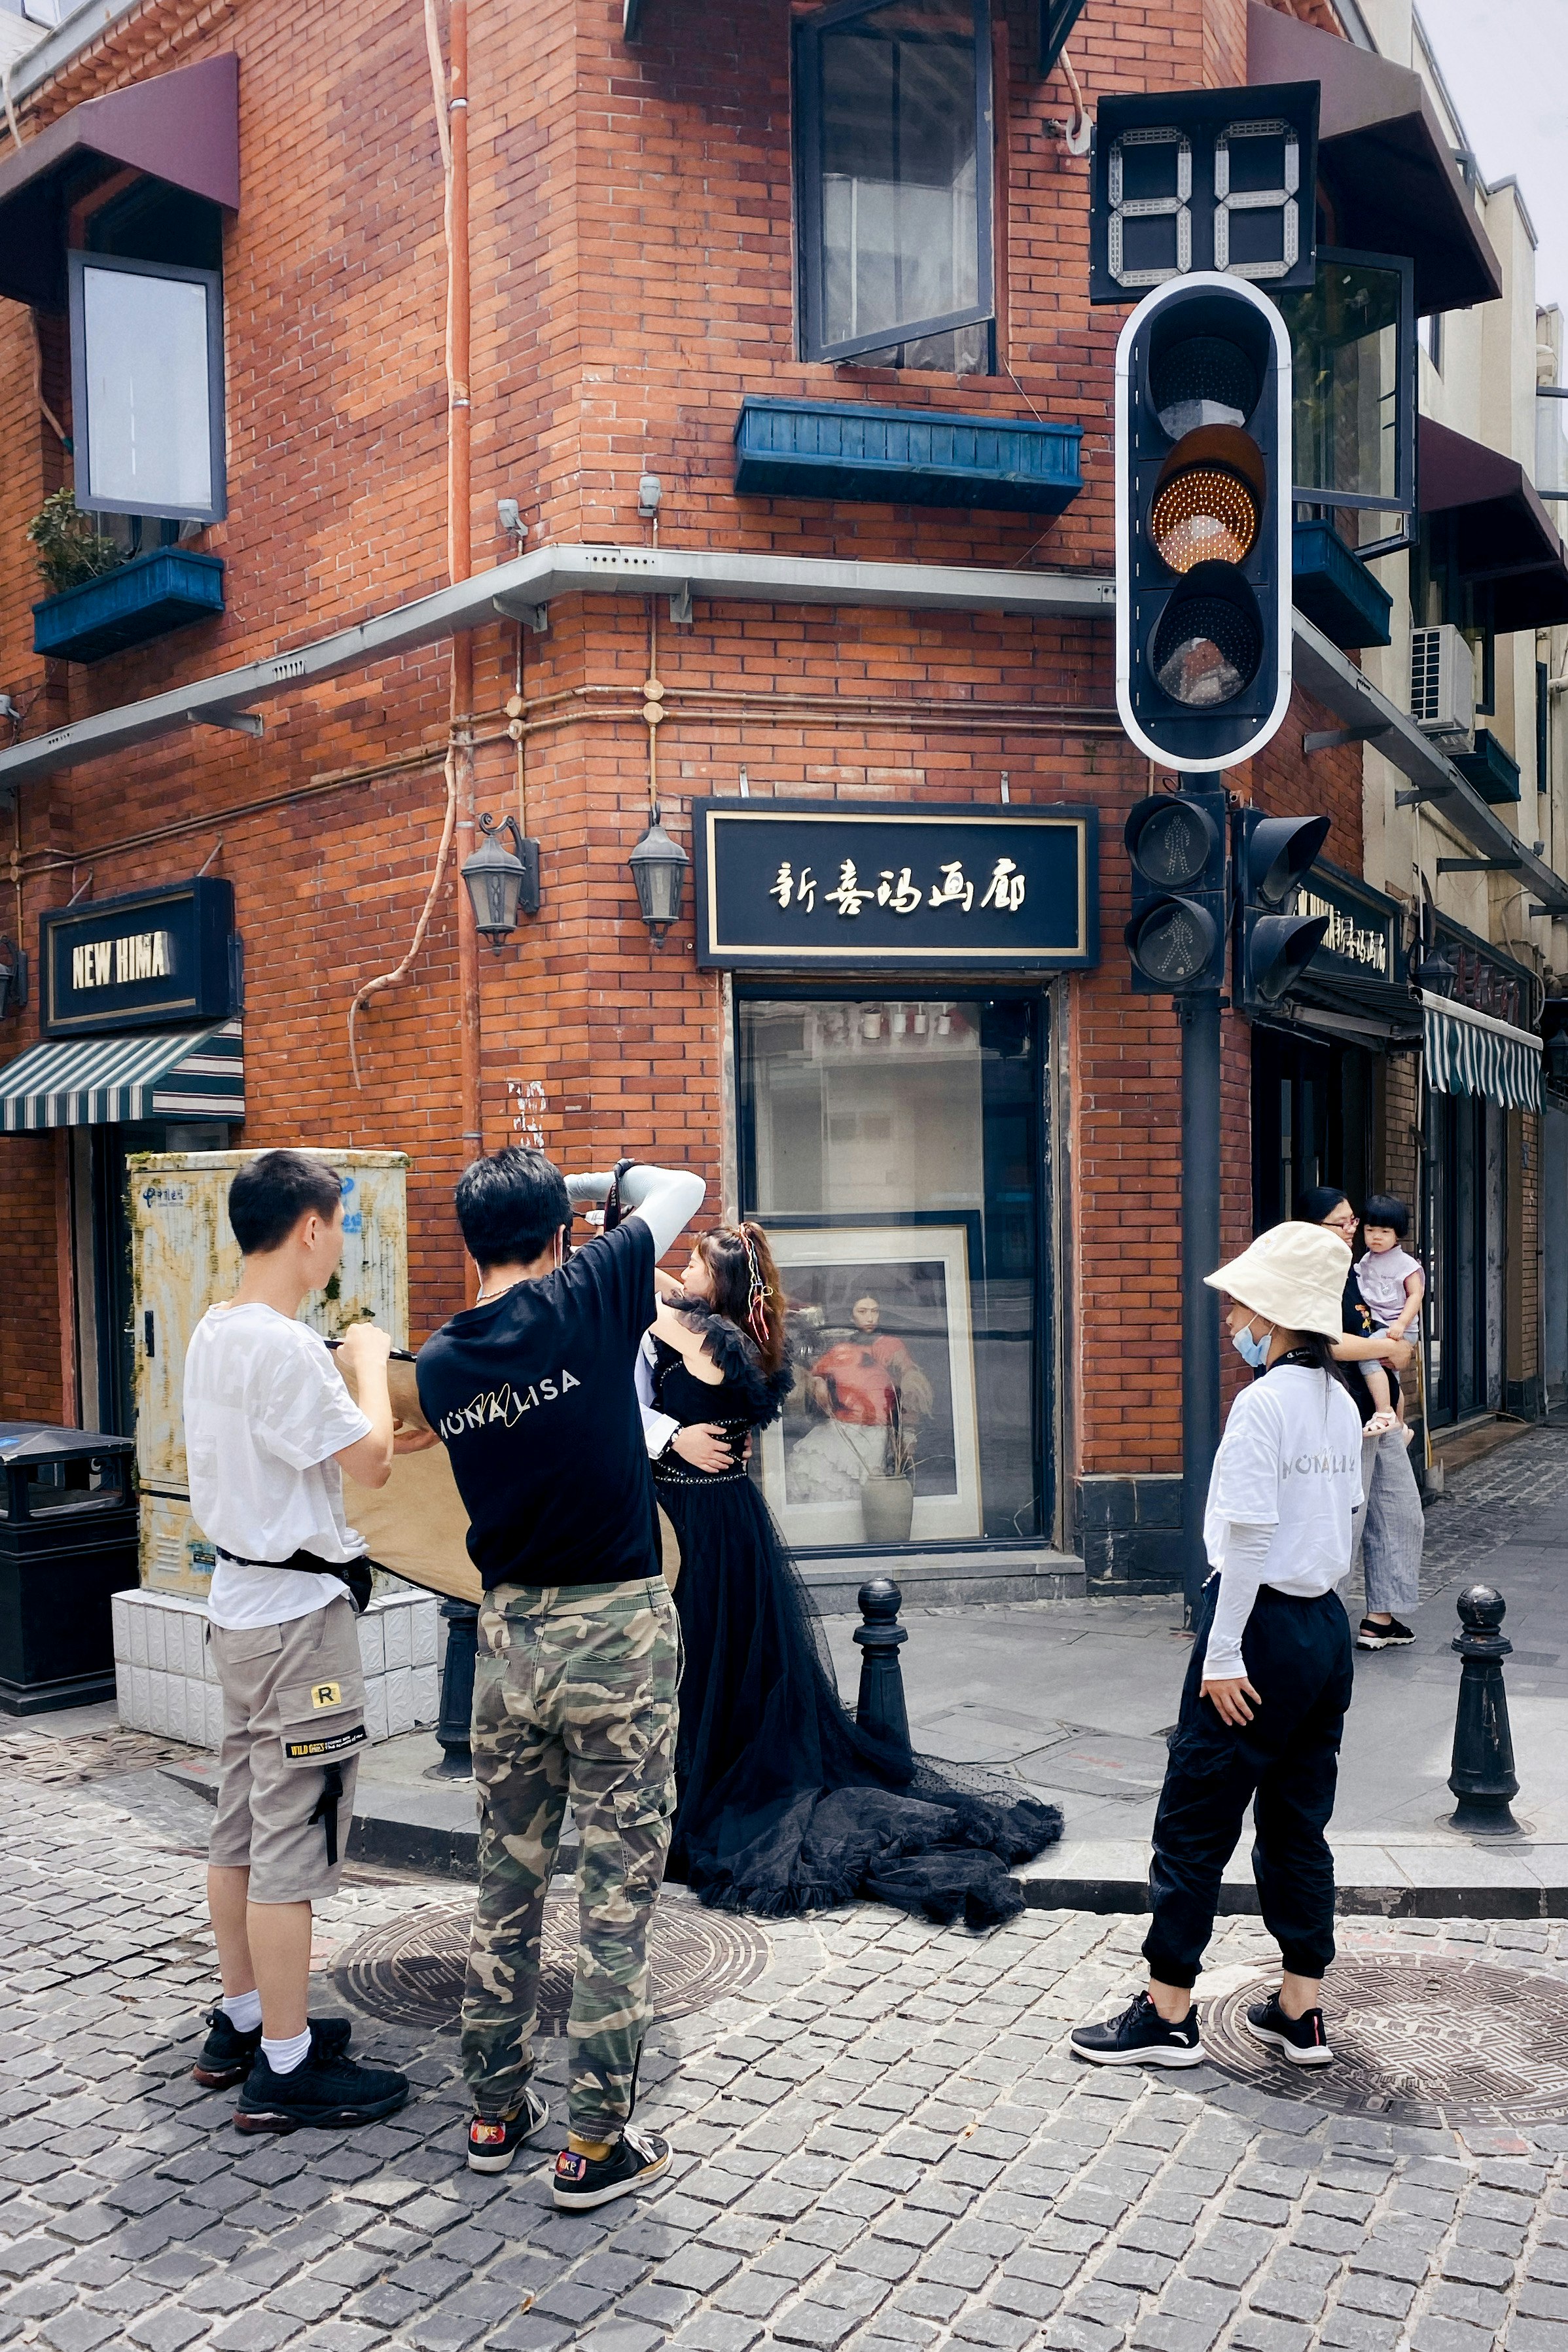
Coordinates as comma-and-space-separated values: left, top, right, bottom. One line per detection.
1071, 1991, 1204, 2068
233, 2045, 409, 2133
1357, 1616, 1414, 1650
552, 2122, 670, 2211
467, 2085, 550, 2173
1245, 1992, 1334, 2067
192, 2007, 353, 2090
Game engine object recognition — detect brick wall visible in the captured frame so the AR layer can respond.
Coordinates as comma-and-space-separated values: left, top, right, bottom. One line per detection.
0, 0, 1371, 1540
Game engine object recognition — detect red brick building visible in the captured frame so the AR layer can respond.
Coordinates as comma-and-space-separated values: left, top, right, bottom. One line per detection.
0, 0, 1544, 1594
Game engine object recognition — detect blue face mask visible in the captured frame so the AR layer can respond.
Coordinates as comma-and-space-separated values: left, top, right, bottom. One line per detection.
1231, 1320, 1273, 1368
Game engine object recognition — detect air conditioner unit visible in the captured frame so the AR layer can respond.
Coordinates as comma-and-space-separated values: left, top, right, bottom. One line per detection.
1410, 624, 1474, 749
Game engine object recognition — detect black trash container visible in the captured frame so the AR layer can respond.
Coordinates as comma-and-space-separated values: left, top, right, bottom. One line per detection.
0, 1425, 139, 1715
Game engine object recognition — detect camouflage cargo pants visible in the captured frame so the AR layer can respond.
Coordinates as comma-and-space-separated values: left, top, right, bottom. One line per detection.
462, 1576, 679, 2141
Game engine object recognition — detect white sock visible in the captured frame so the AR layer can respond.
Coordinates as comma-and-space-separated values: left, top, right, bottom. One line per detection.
221, 1989, 262, 2033
260, 2027, 312, 2075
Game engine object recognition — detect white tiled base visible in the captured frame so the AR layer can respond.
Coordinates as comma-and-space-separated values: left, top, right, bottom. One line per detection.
113, 1587, 440, 1752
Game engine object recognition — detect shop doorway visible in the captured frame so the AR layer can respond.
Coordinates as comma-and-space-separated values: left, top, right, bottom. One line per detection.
1251, 1030, 1374, 1231
1425, 1090, 1506, 1427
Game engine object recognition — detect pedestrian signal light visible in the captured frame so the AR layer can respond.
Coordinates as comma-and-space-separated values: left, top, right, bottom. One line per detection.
1115, 276, 1293, 770
1234, 809, 1332, 1016
1124, 787, 1228, 995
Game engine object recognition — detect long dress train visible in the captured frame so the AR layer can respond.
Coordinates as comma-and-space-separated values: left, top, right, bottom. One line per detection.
650, 1309, 1063, 1929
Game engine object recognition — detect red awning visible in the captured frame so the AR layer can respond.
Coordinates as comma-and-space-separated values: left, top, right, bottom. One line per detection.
1420, 416, 1568, 633
0, 54, 238, 310
1247, 5, 1501, 317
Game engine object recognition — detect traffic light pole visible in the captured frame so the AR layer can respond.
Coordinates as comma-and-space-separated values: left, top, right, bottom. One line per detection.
1177, 775, 1224, 1618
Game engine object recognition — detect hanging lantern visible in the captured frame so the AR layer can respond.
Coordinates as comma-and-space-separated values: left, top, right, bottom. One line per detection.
628, 813, 689, 939
461, 814, 540, 949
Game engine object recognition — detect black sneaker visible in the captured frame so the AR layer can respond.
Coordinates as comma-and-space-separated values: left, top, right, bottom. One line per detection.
1357, 1616, 1414, 1650
1246, 1992, 1334, 2067
1071, 1991, 1204, 2069
552, 2122, 670, 2211
192, 2007, 354, 2090
467, 2085, 550, 2173
233, 2044, 410, 2133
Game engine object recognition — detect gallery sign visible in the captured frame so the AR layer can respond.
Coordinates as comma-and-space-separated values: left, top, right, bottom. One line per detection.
1296, 861, 1400, 986
41, 878, 239, 1037
692, 800, 1099, 973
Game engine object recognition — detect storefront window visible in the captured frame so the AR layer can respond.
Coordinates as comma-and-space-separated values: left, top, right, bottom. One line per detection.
1275, 247, 1414, 512
738, 994, 1044, 1550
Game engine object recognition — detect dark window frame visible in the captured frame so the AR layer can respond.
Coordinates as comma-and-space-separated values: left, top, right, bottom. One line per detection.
794, 0, 996, 367
732, 980, 1054, 1550
68, 247, 228, 526
1278, 243, 1416, 516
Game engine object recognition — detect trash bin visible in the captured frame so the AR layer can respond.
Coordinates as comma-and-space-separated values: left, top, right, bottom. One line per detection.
0, 1425, 139, 1716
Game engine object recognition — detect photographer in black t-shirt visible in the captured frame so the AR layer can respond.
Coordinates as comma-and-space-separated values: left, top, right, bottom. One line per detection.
417, 1147, 703, 2209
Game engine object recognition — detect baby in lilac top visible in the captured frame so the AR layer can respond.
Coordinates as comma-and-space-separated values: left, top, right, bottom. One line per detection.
1355, 1193, 1424, 1436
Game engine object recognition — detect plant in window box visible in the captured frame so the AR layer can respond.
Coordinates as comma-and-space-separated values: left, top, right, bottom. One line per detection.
26, 490, 126, 597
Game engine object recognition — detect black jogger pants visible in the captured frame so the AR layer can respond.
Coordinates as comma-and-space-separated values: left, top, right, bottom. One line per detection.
1143, 1579, 1355, 1991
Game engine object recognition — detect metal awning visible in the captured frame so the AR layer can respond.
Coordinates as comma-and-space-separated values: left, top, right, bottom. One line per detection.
0, 54, 239, 309
0, 1018, 242, 1132
1247, 4, 1502, 316
1419, 418, 1568, 635
1421, 992, 1541, 1113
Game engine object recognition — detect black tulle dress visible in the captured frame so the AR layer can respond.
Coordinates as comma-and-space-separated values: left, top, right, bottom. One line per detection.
650, 1307, 1063, 1929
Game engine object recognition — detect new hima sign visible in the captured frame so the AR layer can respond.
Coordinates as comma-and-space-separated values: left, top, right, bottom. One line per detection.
41, 879, 240, 1038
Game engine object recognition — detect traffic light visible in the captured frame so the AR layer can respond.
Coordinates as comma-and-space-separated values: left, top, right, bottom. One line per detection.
1115, 274, 1293, 772
1234, 810, 1332, 1016
1124, 787, 1228, 993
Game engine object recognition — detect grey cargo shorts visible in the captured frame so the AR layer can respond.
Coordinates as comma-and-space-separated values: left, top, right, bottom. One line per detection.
207, 1596, 366, 1902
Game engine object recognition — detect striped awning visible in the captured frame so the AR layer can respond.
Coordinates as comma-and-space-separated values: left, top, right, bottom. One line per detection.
0, 1019, 243, 1132
1421, 991, 1541, 1113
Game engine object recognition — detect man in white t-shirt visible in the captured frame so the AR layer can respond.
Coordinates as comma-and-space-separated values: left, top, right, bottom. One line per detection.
184, 1149, 412, 2133
1073, 1222, 1364, 2076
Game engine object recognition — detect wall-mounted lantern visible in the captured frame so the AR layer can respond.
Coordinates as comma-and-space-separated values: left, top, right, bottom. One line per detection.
628, 811, 688, 942
461, 813, 541, 949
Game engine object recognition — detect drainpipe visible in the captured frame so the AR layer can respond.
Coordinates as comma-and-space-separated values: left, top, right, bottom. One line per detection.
448, 0, 481, 1186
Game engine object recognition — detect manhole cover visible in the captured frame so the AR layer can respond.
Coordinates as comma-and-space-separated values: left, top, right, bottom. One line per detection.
330, 1895, 769, 2033
1203, 1952, 1568, 2128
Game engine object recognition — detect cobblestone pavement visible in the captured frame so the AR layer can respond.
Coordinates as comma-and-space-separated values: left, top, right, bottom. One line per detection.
4, 1726, 1568, 2352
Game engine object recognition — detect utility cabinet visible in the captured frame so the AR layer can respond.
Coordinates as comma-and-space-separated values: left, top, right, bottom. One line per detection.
128, 1150, 409, 1596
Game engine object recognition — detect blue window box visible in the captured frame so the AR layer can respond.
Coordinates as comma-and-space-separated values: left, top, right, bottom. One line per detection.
1291, 521, 1392, 650
33, 548, 225, 666
1452, 728, 1522, 806
733, 397, 1084, 514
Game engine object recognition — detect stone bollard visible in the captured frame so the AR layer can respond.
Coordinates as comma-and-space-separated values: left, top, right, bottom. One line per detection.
425, 1597, 479, 1780
854, 1575, 911, 1753
1447, 1582, 1522, 1835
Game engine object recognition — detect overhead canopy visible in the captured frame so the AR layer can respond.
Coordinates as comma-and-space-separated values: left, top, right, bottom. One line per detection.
1422, 993, 1541, 1113
0, 1018, 242, 1132
0, 53, 238, 309
1247, 5, 1502, 317
1419, 417, 1568, 634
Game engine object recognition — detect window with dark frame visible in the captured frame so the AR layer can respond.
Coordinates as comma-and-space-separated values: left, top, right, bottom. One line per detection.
1274, 247, 1416, 516
68, 248, 227, 526
795, 0, 995, 372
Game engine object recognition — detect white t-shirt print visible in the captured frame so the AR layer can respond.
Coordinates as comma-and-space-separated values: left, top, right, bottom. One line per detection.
1202, 1365, 1364, 1681
184, 1302, 373, 1631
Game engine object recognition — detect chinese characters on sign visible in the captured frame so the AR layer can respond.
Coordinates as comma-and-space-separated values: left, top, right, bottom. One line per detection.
770, 856, 1027, 920
694, 800, 1099, 973
1296, 887, 1389, 975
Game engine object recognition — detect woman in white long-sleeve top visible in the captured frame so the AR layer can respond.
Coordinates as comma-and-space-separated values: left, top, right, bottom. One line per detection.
1071, 1221, 1364, 2073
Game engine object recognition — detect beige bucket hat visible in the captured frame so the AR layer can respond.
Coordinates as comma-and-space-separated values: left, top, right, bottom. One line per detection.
1203, 1221, 1351, 1340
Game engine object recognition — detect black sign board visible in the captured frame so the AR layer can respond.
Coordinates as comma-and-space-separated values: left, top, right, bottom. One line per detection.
1295, 861, 1400, 988
1090, 82, 1319, 304
692, 801, 1099, 973
41, 878, 239, 1038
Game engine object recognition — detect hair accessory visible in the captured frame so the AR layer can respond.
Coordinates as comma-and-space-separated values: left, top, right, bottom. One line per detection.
734, 1224, 774, 1349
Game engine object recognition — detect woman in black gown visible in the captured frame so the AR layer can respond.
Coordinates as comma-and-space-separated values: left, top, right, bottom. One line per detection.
644, 1221, 1063, 1929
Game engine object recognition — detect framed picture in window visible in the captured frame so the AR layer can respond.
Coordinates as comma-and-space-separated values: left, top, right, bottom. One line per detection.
758, 1224, 982, 1548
